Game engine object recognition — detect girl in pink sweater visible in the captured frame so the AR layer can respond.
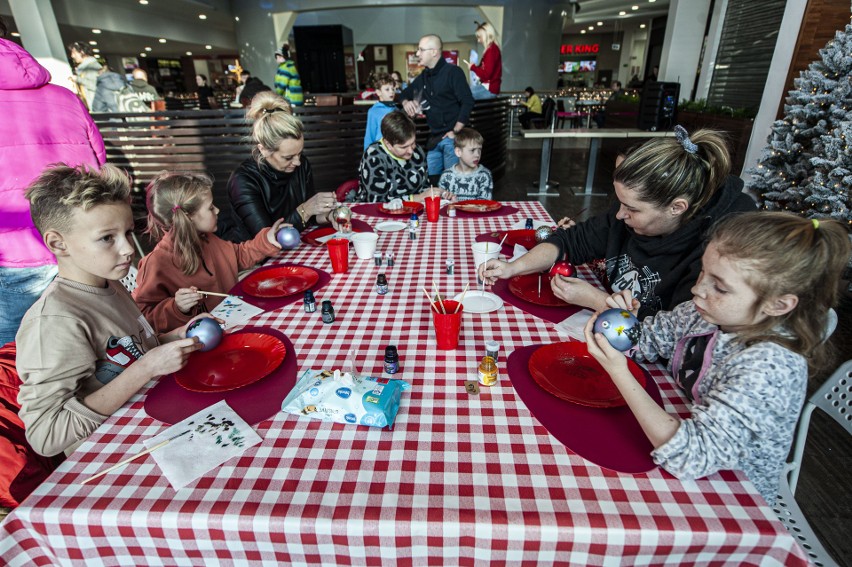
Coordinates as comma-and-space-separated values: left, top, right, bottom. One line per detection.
133, 172, 286, 332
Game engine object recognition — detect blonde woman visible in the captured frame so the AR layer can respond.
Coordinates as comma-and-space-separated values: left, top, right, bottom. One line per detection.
218, 92, 336, 242
466, 22, 502, 99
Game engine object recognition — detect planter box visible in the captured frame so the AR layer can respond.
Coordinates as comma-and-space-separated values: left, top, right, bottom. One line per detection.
676, 111, 754, 175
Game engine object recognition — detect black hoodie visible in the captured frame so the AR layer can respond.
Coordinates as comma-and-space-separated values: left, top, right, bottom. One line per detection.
546, 175, 756, 319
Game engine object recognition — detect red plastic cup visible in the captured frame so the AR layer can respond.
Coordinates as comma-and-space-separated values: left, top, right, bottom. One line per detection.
424, 196, 440, 223
431, 300, 463, 350
327, 238, 350, 273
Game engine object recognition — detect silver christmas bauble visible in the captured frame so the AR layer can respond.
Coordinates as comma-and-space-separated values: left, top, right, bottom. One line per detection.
534, 226, 554, 243
186, 318, 224, 352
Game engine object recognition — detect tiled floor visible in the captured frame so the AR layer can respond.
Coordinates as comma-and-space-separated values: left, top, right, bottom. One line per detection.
496, 132, 852, 566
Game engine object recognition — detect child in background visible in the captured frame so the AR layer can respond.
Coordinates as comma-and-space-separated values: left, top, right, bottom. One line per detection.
134, 171, 286, 333
364, 74, 397, 150
584, 211, 851, 504
438, 127, 493, 201
17, 164, 205, 457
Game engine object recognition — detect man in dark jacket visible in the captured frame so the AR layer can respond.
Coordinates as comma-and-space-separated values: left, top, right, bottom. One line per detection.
400, 34, 474, 182
238, 69, 272, 108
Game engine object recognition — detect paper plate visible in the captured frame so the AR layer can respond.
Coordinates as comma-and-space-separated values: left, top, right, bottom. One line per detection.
528, 341, 647, 408
378, 201, 424, 215
508, 273, 569, 307
375, 221, 408, 232
453, 290, 503, 314
453, 199, 502, 213
175, 332, 287, 393
241, 266, 319, 298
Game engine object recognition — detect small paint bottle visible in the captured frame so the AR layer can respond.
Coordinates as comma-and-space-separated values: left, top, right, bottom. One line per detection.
321, 300, 335, 324
303, 290, 316, 313
445, 259, 455, 274
409, 213, 419, 230
384, 345, 399, 374
525, 218, 534, 230
448, 206, 457, 218
376, 274, 389, 295
385, 252, 395, 267
485, 340, 500, 362
373, 251, 383, 267
478, 356, 498, 387
408, 228, 417, 240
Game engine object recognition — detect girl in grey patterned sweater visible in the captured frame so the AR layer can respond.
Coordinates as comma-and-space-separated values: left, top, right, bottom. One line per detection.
583, 212, 851, 504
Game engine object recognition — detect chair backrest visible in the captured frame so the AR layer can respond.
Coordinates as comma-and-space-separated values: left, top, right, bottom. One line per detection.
335, 179, 360, 203
811, 359, 852, 433
542, 98, 556, 127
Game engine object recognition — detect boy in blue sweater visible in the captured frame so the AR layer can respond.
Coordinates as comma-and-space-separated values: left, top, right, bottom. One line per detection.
364, 74, 397, 149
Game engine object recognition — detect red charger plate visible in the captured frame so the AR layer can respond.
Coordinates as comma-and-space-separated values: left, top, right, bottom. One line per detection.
241, 266, 319, 298
528, 342, 647, 408
302, 226, 365, 246
491, 229, 538, 249
508, 273, 569, 307
175, 332, 287, 393
453, 199, 502, 213
378, 201, 424, 215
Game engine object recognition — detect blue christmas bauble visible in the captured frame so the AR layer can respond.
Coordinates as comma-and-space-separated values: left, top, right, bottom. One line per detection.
186, 318, 223, 352
276, 226, 301, 249
593, 308, 641, 351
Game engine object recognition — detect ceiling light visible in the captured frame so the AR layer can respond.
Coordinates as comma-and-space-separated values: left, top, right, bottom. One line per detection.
140, 52, 147, 57
88, 40, 97, 45
580, 30, 586, 34
186, 51, 193, 56
205, 45, 212, 50
235, 16, 240, 21
640, 24, 647, 28
597, 21, 603, 26
588, 26, 594, 30
92, 48, 100, 53
632, 5, 639, 10
92, 29, 101, 34
649, 0, 656, 2
139, 0, 148, 4
144, 47, 152, 51
198, 14, 207, 19
561, 10, 567, 16
158, 38, 167, 43
619, 11, 626, 15
10, 32, 20, 37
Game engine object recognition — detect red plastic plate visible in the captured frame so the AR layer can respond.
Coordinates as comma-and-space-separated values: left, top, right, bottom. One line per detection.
241, 266, 319, 298
508, 273, 570, 307
528, 342, 647, 408
378, 201, 424, 215
302, 226, 365, 246
453, 199, 502, 213
490, 229, 538, 249
175, 332, 287, 393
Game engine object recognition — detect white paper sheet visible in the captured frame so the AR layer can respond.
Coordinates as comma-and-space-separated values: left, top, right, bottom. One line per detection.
209, 295, 264, 328
145, 400, 262, 490
553, 309, 595, 342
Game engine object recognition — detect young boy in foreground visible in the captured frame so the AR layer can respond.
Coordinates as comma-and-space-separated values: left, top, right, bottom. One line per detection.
438, 127, 493, 201
17, 164, 204, 457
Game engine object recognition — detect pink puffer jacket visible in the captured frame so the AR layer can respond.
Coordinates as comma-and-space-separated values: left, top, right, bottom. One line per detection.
0, 39, 105, 268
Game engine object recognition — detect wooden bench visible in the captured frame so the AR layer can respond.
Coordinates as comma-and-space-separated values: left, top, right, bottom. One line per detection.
92, 98, 509, 251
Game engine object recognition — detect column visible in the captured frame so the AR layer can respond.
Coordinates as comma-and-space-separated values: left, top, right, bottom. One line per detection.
658, 0, 712, 100
500, 1, 571, 92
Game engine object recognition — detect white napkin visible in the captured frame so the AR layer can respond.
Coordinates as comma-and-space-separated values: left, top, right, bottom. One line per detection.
386, 198, 404, 210
511, 244, 529, 261
553, 309, 595, 341
145, 400, 262, 490
315, 231, 356, 244
210, 296, 264, 328
511, 219, 553, 230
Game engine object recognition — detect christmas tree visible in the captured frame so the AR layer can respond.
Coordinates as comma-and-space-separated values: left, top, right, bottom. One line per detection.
749, 23, 851, 224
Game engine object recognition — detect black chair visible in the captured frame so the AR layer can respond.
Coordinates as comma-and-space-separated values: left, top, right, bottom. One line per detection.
530, 98, 556, 129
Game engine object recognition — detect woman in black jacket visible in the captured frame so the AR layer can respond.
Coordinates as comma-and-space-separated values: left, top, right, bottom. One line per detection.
218, 92, 337, 243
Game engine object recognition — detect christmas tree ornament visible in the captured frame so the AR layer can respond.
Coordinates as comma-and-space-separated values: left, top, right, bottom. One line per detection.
186, 318, 224, 352
593, 308, 641, 351
549, 261, 576, 278
276, 226, 301, 249
534, 226, 553, 243
332, 205, 353, 232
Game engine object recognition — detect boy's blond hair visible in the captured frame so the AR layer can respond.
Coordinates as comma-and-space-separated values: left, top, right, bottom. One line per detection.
26, 163, 131, 235
454, 127, 483, 149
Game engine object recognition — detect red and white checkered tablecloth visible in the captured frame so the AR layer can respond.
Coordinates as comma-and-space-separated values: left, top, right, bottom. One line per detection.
0, 202, 807, 566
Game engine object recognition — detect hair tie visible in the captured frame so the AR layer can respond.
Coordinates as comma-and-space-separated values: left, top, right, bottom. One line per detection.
812, 218, 819, 230
674, 125, 698, 154
172, 205, 182, 212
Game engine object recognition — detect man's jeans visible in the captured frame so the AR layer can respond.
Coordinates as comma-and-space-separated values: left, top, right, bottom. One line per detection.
0, 265, 58, 345
426, 136, 459, 176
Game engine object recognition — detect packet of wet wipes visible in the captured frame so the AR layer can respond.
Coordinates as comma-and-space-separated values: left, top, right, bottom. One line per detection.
281, 369, 410, 429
